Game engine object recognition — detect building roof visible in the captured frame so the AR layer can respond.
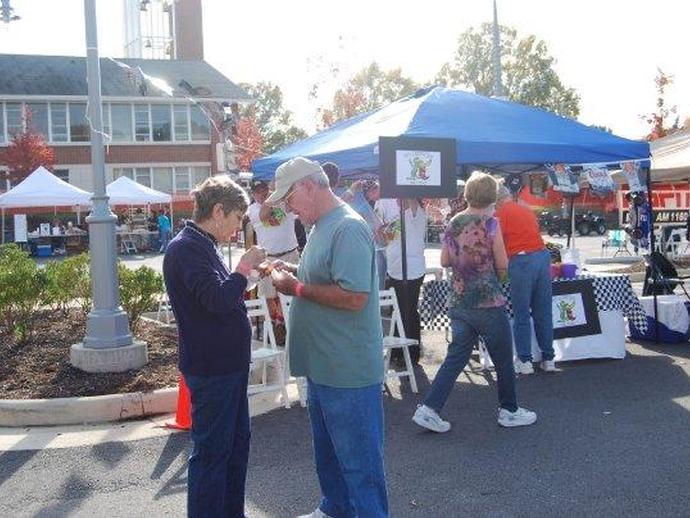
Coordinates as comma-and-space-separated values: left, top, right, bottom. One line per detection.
0, 54, 251, 101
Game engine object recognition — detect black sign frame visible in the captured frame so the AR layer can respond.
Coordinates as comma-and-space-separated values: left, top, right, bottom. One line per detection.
378, 136, 457, 199
552, 279, 602, 339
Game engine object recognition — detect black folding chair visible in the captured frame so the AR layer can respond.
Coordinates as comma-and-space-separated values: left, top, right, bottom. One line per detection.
642, 252, 690, 299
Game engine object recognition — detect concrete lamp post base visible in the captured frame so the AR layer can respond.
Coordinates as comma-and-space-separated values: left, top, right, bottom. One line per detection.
70, 341, 149, 373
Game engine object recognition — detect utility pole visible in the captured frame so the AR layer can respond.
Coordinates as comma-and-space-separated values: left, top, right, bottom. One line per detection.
70, 0, 147, 372
492, 0, 503, 98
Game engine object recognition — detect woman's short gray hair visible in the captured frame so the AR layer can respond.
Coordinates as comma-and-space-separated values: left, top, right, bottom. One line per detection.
192, 175, 249, 222
464, 171, 498, 209
496, 181, 512, 203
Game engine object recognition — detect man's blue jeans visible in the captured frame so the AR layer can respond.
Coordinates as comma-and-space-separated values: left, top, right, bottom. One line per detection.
186, 370, 250, 518
307, 380, 389, 518
423, 306, 518, 413
159, 229, 171, 252
508, 250, 555, 362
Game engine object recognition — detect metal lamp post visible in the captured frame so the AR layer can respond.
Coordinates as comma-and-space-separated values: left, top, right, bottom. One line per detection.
70, 0, 147, 372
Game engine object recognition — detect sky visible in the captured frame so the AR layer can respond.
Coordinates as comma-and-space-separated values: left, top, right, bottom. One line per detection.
1, 0, 688, 139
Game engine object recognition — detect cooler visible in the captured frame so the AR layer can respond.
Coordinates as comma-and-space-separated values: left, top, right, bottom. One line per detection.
35, 244, 52, 257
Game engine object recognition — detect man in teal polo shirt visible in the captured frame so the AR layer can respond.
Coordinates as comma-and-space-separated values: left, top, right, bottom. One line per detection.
267, 157, 388, 518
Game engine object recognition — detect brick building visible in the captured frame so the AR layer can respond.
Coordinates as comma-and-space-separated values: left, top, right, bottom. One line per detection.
0, 53, 251, 214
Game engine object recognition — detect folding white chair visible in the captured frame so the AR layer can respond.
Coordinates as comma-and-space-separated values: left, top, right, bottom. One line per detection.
156, 292, 174, 324
379, 289, 419, 393
278, 293, 307, 407
245, 297, 290, 408
667, 228, 688, 256
119, 233, 138, 254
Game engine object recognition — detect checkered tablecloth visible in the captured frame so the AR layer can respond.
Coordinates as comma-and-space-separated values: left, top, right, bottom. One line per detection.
419, 273, 648, 333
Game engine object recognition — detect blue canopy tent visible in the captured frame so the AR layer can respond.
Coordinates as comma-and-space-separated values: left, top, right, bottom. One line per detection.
252, 86, 650, 180
252, 86, 665, 339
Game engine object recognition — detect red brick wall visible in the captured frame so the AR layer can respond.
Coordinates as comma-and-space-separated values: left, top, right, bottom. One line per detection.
49, 144, 213, 165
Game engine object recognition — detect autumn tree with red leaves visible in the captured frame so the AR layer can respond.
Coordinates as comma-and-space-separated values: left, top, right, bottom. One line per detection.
641, 68, 679, 141
1, 109, 55, 184
234, 112, 263, 171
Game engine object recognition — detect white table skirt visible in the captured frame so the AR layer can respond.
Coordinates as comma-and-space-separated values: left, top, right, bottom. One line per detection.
516, 310, 626, 362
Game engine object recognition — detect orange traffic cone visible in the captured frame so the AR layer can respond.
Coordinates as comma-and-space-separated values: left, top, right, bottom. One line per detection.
166, 374, 192, 430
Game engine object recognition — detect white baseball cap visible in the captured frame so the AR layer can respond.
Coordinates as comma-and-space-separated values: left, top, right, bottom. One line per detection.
265, 157, 325, 205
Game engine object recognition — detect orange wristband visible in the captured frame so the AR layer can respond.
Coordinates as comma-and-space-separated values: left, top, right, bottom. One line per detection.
295, 282, 305, 298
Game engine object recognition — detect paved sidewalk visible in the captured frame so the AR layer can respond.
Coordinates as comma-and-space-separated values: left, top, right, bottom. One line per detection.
2, 332, 690, 517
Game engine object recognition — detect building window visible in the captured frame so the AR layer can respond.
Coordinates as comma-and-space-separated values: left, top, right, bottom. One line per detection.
134, 105, 151, 142
101, 103, 111, 141
111, 103, 133, 142
6, 103, 23, 137
190, 105, 210, 141
113, 167, 134, 180
69, 103, 90, 142
152, 166, 173, 193
135, 167, 152, 187
26, 103, 49, 139
173, 105, 189, 141
151, 104, 172, 142
174, 166, 191, 193
0, 103, 4, 144
50, 103, 68, 142
192, 166, 211, 188
54, 169, 69, 183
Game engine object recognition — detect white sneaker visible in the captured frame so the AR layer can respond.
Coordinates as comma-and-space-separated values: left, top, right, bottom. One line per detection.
514, 359, 534, 375
297, 509, 333, 518
412, 404, 451, 433
498, 407, 538, 428
540, 360, 557, 372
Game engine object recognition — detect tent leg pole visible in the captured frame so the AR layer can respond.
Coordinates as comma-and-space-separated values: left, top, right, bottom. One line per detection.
567, 196, 575, 248
645, 166, 659, 344
1, 207, 5, 244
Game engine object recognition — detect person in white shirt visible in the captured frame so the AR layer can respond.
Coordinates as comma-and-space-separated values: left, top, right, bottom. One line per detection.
374, 197, 427, 363
246, 181, 300, 314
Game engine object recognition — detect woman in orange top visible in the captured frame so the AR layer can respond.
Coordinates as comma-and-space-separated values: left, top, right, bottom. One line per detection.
495, 185, 556, 375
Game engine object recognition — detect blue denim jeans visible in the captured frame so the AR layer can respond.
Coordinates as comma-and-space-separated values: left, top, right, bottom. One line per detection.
159, 229, 172, 252
423, 306, 518, 413
508, 250, 555, 362
186, 370, 250, 518
307, 379, 389, 518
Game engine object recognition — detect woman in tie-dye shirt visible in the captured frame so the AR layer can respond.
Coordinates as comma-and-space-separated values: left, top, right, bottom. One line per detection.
412, 172, 537, 433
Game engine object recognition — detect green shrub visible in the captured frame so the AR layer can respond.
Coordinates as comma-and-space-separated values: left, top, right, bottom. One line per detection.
0, 244, 46, 342
118, 263, 164, 332
43, 253, 92, 316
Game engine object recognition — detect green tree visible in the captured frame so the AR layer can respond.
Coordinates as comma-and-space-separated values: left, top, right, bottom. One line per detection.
436, 23, 580, 118
590, 125, 613, 133
239, 82, 307, 153
319, 62, 419, 127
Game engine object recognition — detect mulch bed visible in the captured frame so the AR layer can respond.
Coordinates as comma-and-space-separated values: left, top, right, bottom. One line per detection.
0, 310, 179, 399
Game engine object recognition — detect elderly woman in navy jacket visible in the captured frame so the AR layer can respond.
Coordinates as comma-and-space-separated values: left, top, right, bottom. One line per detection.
163, 176, 266, 518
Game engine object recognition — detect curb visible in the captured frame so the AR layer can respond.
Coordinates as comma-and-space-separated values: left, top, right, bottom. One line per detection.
0, 387, 178, 427
0, 383, 301, 428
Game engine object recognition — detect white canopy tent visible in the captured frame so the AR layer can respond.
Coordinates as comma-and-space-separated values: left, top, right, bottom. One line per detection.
105, 176, 173, 228
0, 166, 93, 243
650, 129, 690, 182
0, 166, 92, 208
106, 176, 172, 205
